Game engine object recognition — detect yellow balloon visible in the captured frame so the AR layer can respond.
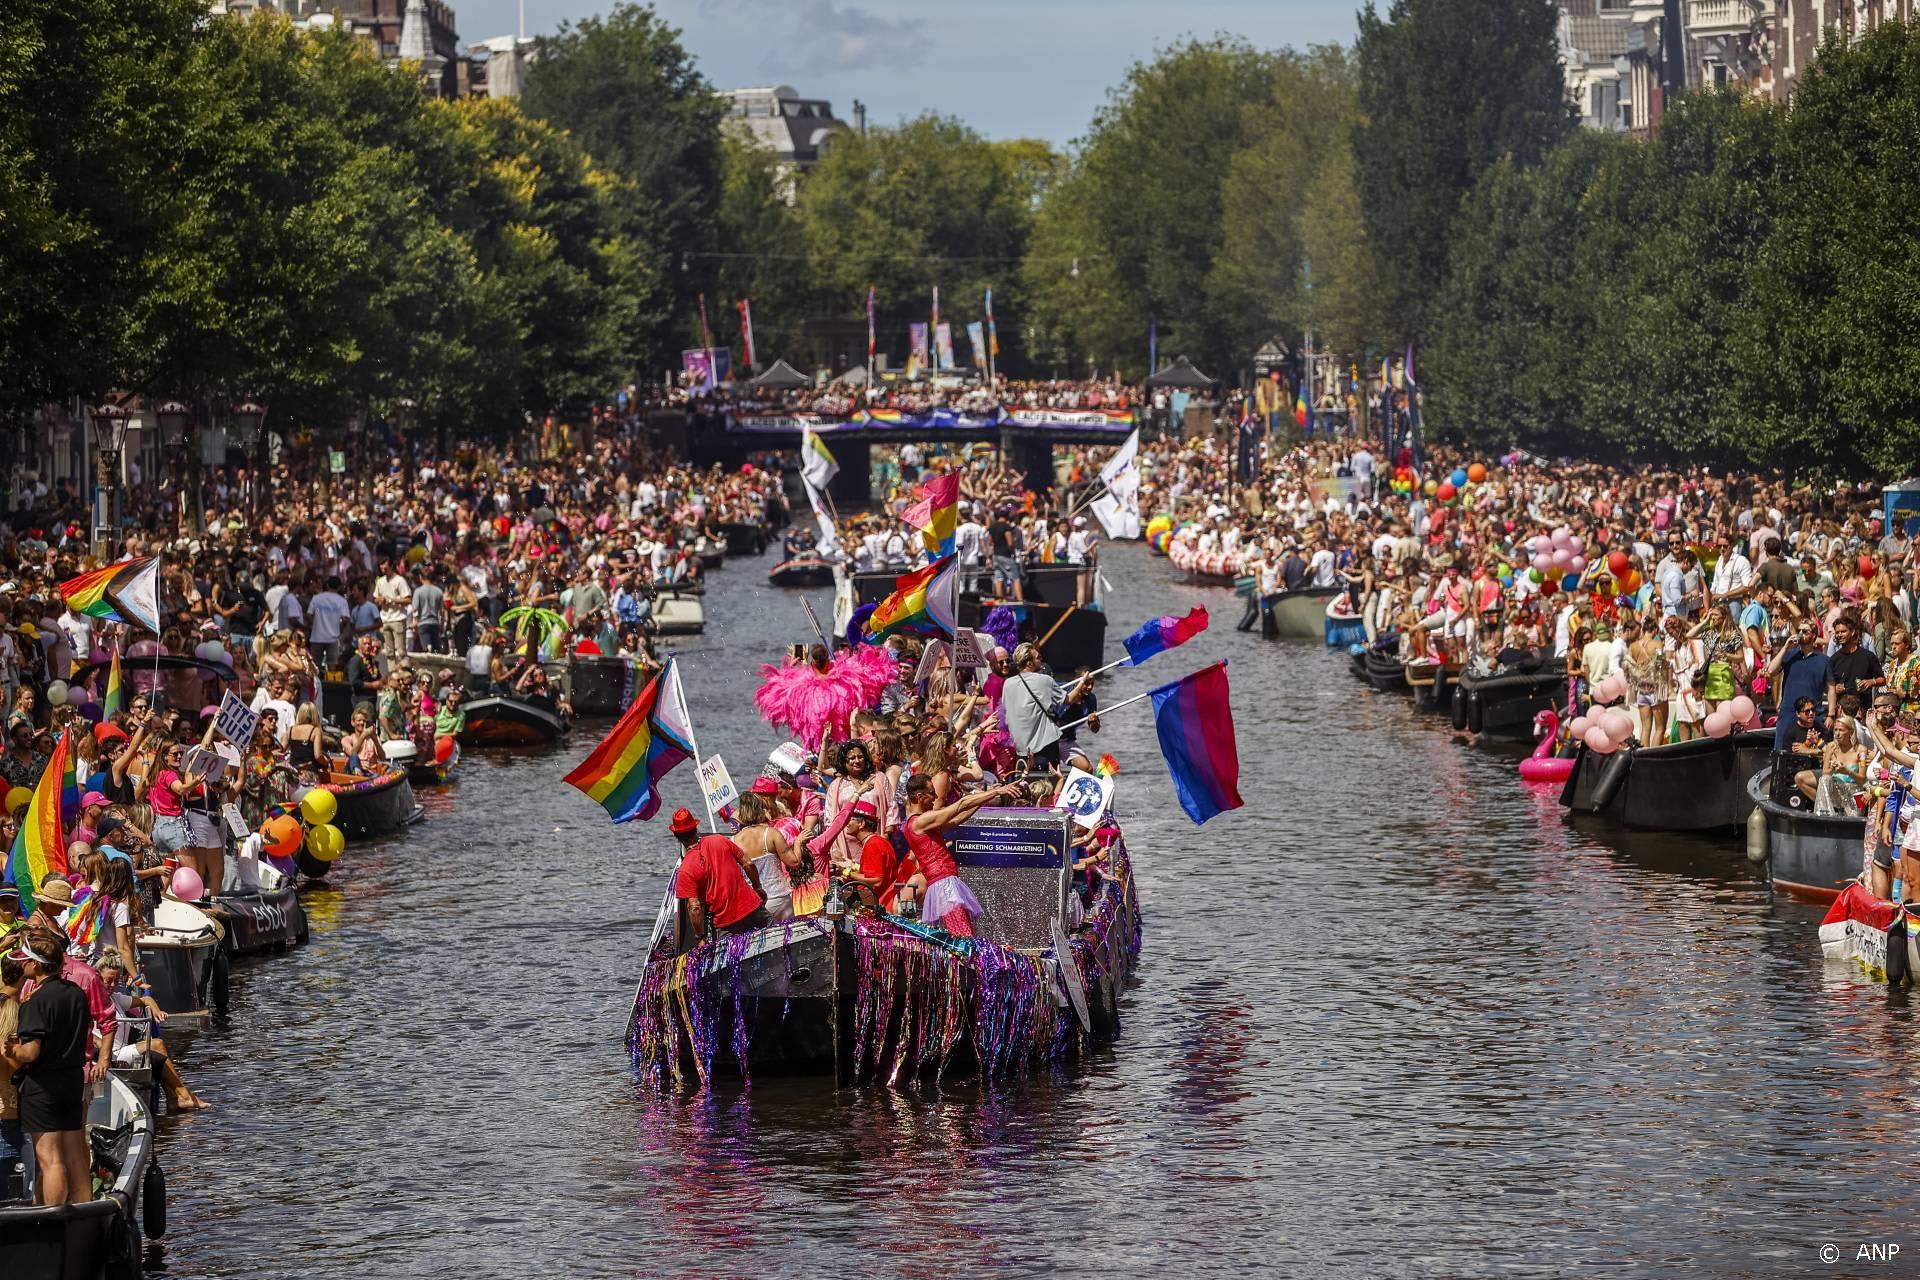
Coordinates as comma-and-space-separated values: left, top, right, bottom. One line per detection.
305, 823, 345, 861
5, 786, 30, 814
404, 545, 427, 566
299, 788, 339, 826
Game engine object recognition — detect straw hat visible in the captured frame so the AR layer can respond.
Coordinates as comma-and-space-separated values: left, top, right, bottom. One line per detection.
35, 878, 74, 909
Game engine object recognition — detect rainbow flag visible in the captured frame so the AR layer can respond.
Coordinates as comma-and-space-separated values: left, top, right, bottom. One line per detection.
1149, 662, 1242, 825
864, 408, 908, 426
904, 472, 960, 559
58, 556, 161, 631
4, 729, 73, 914
59, 735, 80, 834
62, 884, 101, 949
1294, 390, 1308, 428
103, 645, 124, 717
1121, 604, 1209, 666
563, 658, 694, 823
865, 556, 958, 642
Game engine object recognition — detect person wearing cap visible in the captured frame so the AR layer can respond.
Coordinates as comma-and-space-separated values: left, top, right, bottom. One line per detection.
669, 808, 766, 942
832, 798, 914, 915
68, 790, 109, 853
2, 927, 93, 1205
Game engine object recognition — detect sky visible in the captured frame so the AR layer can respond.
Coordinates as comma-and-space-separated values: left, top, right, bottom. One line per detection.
458, 1, 1363, 145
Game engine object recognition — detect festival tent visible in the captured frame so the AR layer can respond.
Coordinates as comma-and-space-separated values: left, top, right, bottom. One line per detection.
1144, 356, 1215, 389
747, 359, 812, 390
830, 366, 871, 386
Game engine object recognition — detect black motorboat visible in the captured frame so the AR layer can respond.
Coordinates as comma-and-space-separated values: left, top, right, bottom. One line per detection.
208, 881, 309, 957
1746, 759, 1866, 904
1363, 650, 1409, 693
458, 695, 568, 748
321, 765, 424, 840
1406, 661, 1457, 715
718, 521, 770, 556
136, 897, 219, 1016
1560, 730, 1775, 830
1449, 668, 1563, 741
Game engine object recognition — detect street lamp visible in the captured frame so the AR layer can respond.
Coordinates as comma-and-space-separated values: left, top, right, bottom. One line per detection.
154, 400, 191, 446
397, 397, 417, 497
91, 404, 130, 559
232, 400, 267, 516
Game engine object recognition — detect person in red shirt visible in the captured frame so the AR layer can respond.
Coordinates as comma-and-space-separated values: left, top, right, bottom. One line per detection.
832, 800, 917, 914
669, 808, 766, 942
898, 778, 1023, 936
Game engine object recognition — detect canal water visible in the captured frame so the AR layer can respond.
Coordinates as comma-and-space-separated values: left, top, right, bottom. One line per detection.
151, 544, 1914, 1278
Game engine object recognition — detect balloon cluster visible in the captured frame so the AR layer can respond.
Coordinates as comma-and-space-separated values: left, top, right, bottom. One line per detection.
1567, 707, 1635, 755
1146, 514, 1174, 554
1521, 526, 1587, 593
193, 640, 230, 663
1702, 695, 1759, 739
259, 786, 347, 865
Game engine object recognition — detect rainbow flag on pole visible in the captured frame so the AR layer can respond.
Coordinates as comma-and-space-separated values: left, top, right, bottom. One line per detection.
903, 472, 960, 559
1149, 661, 1243, 825
58, 556, 162, 632
563, 658, 694, 823
103, 645, 124, 717
4, 729, 73, 914
864, 555, 958, 642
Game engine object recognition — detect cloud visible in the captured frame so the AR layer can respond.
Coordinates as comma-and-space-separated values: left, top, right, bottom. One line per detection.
755, 0, 927, 75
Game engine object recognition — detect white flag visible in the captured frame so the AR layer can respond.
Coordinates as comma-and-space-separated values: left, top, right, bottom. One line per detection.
801, 425, 839, 492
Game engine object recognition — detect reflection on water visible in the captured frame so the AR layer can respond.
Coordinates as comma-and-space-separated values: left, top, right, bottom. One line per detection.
145, 545, 1914, 1278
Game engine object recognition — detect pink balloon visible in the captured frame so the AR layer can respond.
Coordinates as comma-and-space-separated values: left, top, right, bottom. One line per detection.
1570, 555, 1587, 573
1703, 710, 1732, 738
1567, 536, 1585, 557
1551, 549, 1572, 570
1584, 725, 1617, 754
1603, 709, 1635, 742
1532, 552, 1553, 572
1726, 695, 1756, 726
1552, 526, 1572, 546
170, 866, 204, 901
1568, 715, 1592, 740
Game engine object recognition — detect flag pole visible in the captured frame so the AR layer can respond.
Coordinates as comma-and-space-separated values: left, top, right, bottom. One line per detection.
1053, 688, 1153, 734
1057, 654, 1132, 685
668, 658, 719, 832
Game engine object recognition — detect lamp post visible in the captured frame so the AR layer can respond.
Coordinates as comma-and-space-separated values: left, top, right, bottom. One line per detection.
396, 397, 417, 499
91, 404, 130, 560
231, 400, 267, 517
154, 400, 191, 536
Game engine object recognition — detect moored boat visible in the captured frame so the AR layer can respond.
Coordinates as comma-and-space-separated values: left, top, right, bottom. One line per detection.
137, 896, 219, 1015
628, 808, 1141, 1087
1745, 761, 1865, 903
1264, 585, 1342, 640
0, 1075, 158, 1279
1559, 730, 1774, 830
1406, 659, 1458, 714
767, 556, 836, 588
458, 695, 568, 748
718, 520, 770, 556
1363, 649, 1409, 693
652, 590, 705, 635
208, 880, 308, 957
1818, 882, 1916, 984
321, 764, 424, 839
1324, 606, 1366, 648
1449, 668, 1562, 740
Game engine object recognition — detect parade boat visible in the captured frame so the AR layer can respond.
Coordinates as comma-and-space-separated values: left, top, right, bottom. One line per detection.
1819, 882, 1917, 985
1559, 730, 1774, 830
1166, 537, 1243, 586
1323, 603, 1367, 649
0, 1074, 159, 1280
320, 763, 424, 839
628, 808, 1142, 1088
458, 695, 569, 748
1448, 668, 1562, 741
1363, 649, 1409, 694
1744, 760, 1865, 903
767, 555, 836, 589
137, 896, 220, 1016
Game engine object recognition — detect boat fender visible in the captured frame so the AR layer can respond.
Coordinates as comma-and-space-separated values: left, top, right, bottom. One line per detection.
1589, 748, 1633, 811
1450, 685, 1469, 731
1745, 805, 1770, 864
210, 947, 231, 1011
144, 1158, 168, 1239
1466, 689, 1485, 735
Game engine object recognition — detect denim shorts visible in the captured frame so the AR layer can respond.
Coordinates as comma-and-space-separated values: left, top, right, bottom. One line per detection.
153, 814, 192, 853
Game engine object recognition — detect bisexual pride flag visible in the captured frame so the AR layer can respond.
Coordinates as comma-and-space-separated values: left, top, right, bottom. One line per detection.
1150, 661, 1242, 825
1122, 605, 1208, 666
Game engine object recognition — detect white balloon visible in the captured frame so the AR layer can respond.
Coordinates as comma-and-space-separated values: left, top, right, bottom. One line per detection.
45, 680, 68, 706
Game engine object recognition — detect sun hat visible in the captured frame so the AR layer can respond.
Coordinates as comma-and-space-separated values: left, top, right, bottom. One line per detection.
668, 807, 699, 835
35, 878, 74, 909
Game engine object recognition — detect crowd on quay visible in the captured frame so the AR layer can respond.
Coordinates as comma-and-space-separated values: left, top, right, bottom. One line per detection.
0, 410, 792, 1207
668, 373, 1218, 421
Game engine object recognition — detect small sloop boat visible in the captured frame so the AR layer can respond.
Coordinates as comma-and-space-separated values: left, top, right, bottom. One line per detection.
321, 763, 425, 839
136, 896, 220, 1016
1745, 760, 1866, 903
1819, 882, 1916, 985
1449, 668, 1562, 741
767, 556, 836, 589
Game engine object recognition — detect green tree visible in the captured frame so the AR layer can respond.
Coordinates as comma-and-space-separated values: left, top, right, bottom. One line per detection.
711, 136, 807, 366
1022, 161, 1135, 376
1075, 37, 1276, 375
797, 114, 1036, 368
1353, 0, 1574, 341
521, 2, 723, 359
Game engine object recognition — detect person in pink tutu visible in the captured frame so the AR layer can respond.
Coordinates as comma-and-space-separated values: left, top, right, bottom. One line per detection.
896, 776, 1023, 937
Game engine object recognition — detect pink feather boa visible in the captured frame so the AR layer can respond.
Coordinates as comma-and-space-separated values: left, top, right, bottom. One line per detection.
835, 645, 899, 703
754, 659, 867, 745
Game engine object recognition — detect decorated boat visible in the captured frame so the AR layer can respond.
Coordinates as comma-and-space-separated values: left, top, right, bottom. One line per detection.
1818, 882, 1916, 984
137, 896, 220, 1016
458, 695, 568, 748
320, 764, 424, 839
628, 807, 1141, 1087
0, 1074, 159, 1279
1744, 760, 1865, 903
1448, 668, 1562, 741
1167, 534, 1246, 585
208, 880, 308, 957
768, 556, 836, 588
848, 562, 1108, 675
1559, 730, 1774, 830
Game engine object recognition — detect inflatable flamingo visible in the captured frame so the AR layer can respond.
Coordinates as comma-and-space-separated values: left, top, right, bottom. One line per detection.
1518, 709, 1576, 783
